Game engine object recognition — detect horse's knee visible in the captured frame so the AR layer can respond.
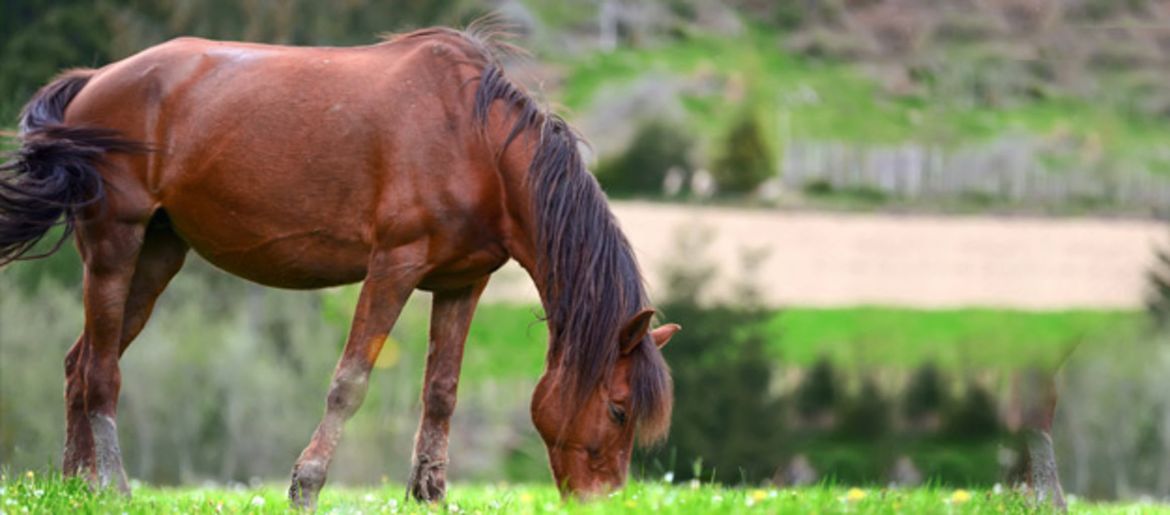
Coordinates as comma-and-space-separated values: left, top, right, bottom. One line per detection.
325, 371, 368, 418
423, 377, 458, 420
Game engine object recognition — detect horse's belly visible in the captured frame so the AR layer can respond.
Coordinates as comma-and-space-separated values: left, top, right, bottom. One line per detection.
167, 205, 371, 289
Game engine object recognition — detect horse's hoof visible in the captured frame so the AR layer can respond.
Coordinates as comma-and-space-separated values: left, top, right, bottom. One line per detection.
289, 462, 325, 511
406, 460, 446, 503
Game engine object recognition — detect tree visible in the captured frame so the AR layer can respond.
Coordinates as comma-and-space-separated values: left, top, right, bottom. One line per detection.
710, 112, 774, 194
1147, 233, 1170, 330
903, 363, 946, 429
635, 228, 784, 484
594, 119, 694, 197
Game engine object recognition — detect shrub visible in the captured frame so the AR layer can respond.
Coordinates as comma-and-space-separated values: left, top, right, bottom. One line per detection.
903, 363, 947, 428
635, 229, 784, 484
837, 377, 890, 438
794, 358, 839, 424
594, 119, 694, 197
1148, 233, 1170, 330
710, 112, 775, 194
943, 382, 1002, 441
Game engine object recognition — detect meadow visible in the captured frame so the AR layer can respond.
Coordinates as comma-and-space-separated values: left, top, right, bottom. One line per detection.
3, 472, 1166, 515
456, 304, 1138, 383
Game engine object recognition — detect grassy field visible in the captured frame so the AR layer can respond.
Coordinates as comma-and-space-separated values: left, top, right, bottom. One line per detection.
3, 472, 1166, 514
446, 304, 1139, 383
551, 26, 1170, 176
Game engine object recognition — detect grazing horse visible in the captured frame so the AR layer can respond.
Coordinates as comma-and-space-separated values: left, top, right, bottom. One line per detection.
0, 25, 677, 509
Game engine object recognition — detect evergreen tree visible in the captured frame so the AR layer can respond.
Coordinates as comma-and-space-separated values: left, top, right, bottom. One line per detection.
595, 119, 693, 197
1147, 234, 1170, 330
903, 363, 946, 427
710, 112, 774, 194
794, 358, 838, 423
635, 230, 784, 484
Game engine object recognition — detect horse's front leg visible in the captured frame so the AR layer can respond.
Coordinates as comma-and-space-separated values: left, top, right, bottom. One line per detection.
289, 247, 426, 511
407, 279, 488, 503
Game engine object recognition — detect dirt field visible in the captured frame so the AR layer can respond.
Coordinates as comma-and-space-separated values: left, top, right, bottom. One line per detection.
483, 202, 1169, 309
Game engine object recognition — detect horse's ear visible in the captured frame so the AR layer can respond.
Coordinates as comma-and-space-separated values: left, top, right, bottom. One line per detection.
620, 308, 656, 355
650, 323, 680, 349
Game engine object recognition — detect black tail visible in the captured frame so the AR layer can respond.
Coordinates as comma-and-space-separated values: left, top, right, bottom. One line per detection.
0, 69, 145, 266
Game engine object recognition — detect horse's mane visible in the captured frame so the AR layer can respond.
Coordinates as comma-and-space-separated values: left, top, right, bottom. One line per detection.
398, 18, 672, 443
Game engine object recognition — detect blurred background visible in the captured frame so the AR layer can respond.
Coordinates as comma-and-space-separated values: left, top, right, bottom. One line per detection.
2, 0, 1170, 502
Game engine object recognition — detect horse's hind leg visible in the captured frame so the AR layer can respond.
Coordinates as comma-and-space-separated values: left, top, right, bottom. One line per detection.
407, 279, 488, 502
1017, 368, 1067, 510
290, 247, 426, 510
63, 220, 187, 491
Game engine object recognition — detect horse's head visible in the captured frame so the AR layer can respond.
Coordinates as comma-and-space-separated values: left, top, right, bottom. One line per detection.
530, 309, 679, 497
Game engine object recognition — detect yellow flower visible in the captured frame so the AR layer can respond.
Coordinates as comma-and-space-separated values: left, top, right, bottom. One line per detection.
519, 492, 534, 504
845, 488, 867, 502
625, 499, 637, 508
951, 489, 972, 504
751, 489, 768, 502
25, 471, 34, 480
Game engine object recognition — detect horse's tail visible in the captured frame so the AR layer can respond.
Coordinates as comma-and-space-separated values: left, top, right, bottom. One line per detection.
0, 69, 145, 266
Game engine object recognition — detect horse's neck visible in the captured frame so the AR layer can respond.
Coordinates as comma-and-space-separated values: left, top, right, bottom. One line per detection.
496, 137, 550, 309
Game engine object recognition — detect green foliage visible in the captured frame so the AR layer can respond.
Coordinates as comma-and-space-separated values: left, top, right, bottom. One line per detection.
836, 378, 889, 439
710, 112, 774, 194
1147, 233, 1170, 330
0, 0, 479, 120
903, 364, 946, 425
943, 383, 1002, 441
637, 231, 783, 484
594, 119, 693, 197
793, 358, 837, 421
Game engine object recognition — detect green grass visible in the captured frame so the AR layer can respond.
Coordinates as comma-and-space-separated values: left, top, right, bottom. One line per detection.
764, 307, 1140, 370
550, 26, 1170, 177
441, 304, 1140, 383
3, 471, 1164, 514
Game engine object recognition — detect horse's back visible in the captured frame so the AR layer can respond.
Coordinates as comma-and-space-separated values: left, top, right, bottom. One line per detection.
63, 34, 508, 290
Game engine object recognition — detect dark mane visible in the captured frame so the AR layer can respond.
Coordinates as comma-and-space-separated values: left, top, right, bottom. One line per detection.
456, 23, 672, 443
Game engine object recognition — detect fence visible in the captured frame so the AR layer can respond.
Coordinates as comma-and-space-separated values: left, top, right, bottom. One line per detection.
779, 138, 1170, 212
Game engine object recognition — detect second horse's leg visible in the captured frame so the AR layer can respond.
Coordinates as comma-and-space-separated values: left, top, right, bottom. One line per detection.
1018, 368, 1067, 510
289, 248, 425, 510
407, 279, 488, 502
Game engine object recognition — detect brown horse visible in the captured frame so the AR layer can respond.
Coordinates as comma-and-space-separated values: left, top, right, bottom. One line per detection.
0, 24, 677, 509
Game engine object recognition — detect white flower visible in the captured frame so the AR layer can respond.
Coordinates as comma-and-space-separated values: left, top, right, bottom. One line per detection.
363, 494, 375, 502
250, 496, 265, 507
32, 490, 42, 498
663, 471, 674, 484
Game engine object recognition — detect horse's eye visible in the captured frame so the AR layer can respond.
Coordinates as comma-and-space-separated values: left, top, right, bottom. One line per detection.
608, 403, 627, 425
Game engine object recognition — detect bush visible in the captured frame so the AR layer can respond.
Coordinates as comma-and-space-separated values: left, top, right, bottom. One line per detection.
837, 377, 889, 438
635, 229, 784, 484
903, 363, 947, 428
1147, 233, 1170, 330
710, 112, 774, 194
943, 383, 1002, 441
794, 358, 838, 424
594, 119, 694, 197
